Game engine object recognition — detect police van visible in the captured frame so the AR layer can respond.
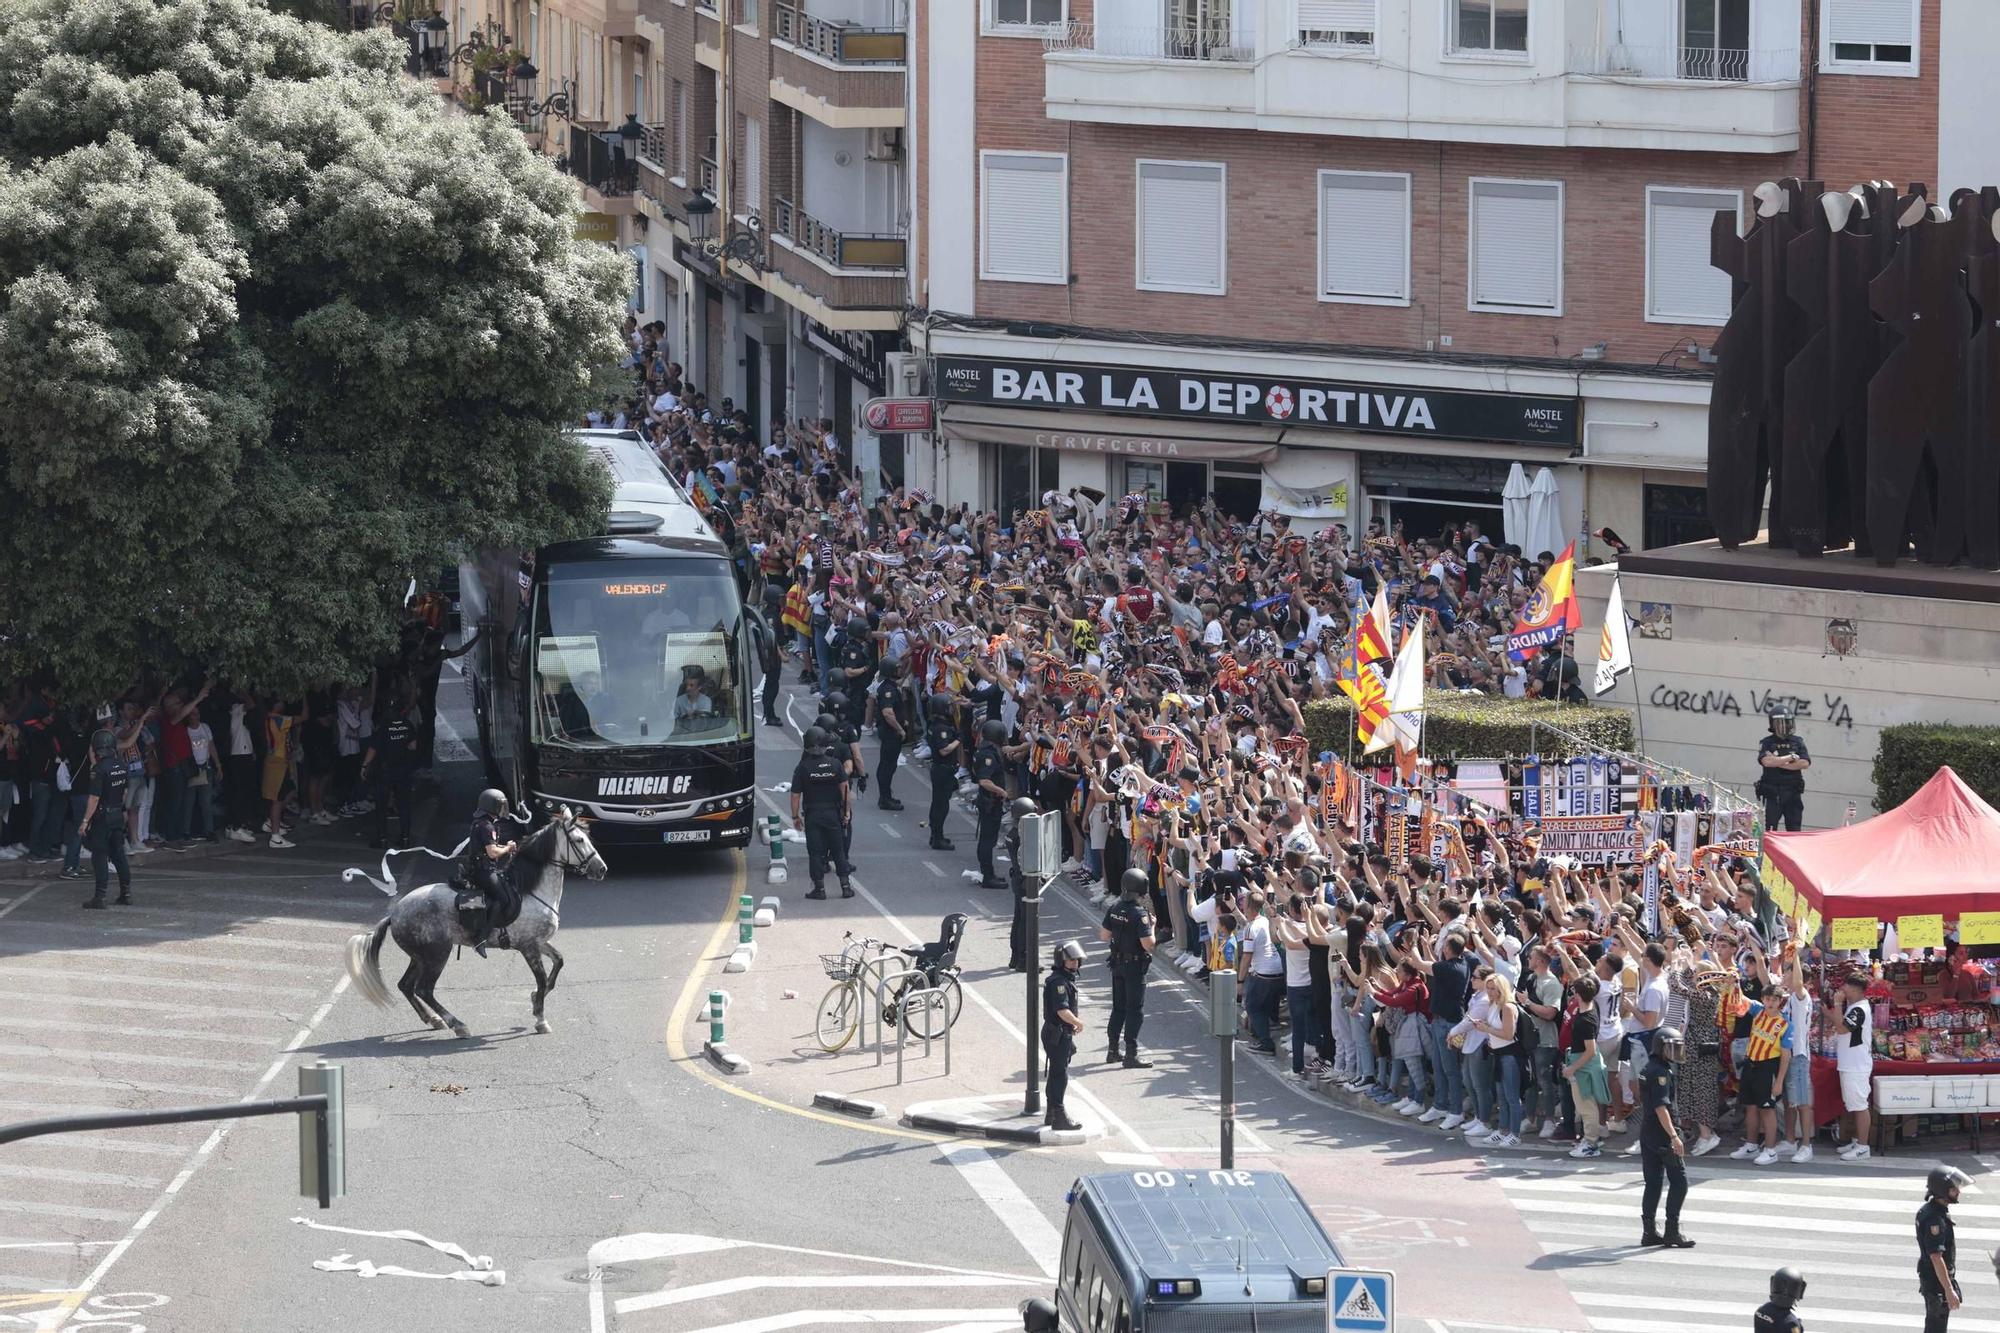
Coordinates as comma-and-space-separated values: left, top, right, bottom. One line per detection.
1023, 1169, 1345, 1333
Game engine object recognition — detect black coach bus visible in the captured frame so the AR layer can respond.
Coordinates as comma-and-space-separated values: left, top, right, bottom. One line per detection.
458, 431, 756, 850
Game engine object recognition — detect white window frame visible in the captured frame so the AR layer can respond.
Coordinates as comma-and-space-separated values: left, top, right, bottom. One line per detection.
1134, 158, 1228, 297
979, 149, 1069, 286
1643, 185, 1743, 327
1442, 0, 1531, 62
1466, 176, 1564, 317
1297, 0, 1378, 52
983, 0, 1066, 38
1820, 0, 1919, 77
1316, 168, 1411, 307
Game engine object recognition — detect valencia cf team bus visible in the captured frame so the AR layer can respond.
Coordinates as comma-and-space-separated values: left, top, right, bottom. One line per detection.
457, 430, 756, 851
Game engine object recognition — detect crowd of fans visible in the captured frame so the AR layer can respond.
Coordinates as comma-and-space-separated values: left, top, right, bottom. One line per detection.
598, 319, 1869, 1164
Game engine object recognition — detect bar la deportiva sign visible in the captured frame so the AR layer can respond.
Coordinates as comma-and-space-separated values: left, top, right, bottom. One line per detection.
933, 355, 1578, 447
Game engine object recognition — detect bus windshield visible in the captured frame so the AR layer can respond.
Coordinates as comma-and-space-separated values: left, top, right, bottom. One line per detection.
530, 558, 750, 748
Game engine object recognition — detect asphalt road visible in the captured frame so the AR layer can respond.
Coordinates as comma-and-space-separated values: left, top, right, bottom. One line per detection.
0, 661, 1986, 1333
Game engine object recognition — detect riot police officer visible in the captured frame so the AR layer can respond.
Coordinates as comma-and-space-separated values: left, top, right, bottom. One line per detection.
836, 626, 875, 730
1639, 1026, 1695, 1249
1042, 940, 1085, 1132
971, 719, 1009, 889
789, 727, 853, 900
1098, 868, 1156, 1068
77, 716, 132, 909
1007, 796, 1038, 971
925, 693, 960, 851
1754, 1267, 1807, 1333
464, 788, 520, 957
1918, 1164, 1971, 1332
872, 661, 907, 811
1756, 705, 1811, 833
818, 702, 863, 855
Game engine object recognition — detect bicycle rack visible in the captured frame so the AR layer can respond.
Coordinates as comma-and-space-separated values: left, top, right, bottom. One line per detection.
896, 987, 951, 1084
855, 951, 904, 1057
872, 966, 925, 1069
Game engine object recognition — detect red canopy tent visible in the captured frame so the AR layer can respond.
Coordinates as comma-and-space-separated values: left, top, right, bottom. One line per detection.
1764, 767, 2000, 919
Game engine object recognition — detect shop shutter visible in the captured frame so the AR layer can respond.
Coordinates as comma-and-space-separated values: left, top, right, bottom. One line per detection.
1320, 171, 1408, 301
982, 153, 1068, 283
1827, 0, 1915, 47
1647, 188, 1739, 323
1470, 179, 1561, 311
1137, 161, 1225, 293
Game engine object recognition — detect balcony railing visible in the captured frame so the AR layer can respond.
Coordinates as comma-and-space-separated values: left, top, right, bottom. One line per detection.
698, 155, 719, 194
565, 125, 637, 198
1567, 44, 1800, 83
1043, 20, 1256, 62
637, 122, 671, 172
772, 197, 905, 270
772, 1, 907, 63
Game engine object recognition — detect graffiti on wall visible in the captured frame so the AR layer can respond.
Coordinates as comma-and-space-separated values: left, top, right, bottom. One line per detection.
1648, 683, 1855, 731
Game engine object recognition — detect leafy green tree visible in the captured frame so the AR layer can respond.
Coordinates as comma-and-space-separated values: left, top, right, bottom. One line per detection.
0, 0, 626, 700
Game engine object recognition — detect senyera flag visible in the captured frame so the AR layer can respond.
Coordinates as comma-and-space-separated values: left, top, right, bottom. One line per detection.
1506, 540, 1581, 663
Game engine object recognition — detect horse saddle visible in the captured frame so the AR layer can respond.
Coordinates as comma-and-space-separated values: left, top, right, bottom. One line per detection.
450, 879, 518, 950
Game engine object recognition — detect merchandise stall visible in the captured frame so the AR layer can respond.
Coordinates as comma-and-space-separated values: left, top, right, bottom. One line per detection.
1761, 768, 2000, 1131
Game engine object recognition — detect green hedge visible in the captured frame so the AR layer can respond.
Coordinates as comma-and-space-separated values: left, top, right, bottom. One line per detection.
1874, 724, 2000, 811
1301, 692, 1634, 761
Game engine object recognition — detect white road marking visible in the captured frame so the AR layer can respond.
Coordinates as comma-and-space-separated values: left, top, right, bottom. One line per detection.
0, 1071, 239, 1099
880, 824, 901, 839
0, 1163, 161, 1191
0, 1001, 300, 1031
922, 861, 943, 876
674, 1310, 1027, 1333
0, 1136, 186, 1158
0, 964, 318, 997
0, 1199, 138, 1224
1576, 1292, 1996, 1332
0, 883, 47, 924
0, 947, 304, 976
432, 708, 474, 763
616, 1273, 1038, 1315
1096, 1151, 1161, 1166
0, 1043, 262, 1073
943, 1145, 1060, 1279
2, 919, 327, 953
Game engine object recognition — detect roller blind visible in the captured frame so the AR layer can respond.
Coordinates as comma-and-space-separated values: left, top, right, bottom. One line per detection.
1320, 171, 1408, 301
1647, 188, 1738, 323
983, 153, 1067, 283
1299, 0, 1374, 31
1137, 161, 1225, 293
1827, 0, 1915, 46
1471, 180, 1561, 310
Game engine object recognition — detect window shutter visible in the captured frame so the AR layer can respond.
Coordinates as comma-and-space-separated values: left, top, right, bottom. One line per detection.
1827, 0, 1914, 46
984, 154, 1067, 282
1648, 190, 1738, 322
743, 118, 763, 216
1320, 172, 1408, 300
1299, 0, 1374, 30
1138, 162, 1225, 292
1472, 181, 1560, 310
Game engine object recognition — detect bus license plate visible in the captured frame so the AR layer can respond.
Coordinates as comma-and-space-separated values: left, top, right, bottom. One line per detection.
662, 830, 712, 844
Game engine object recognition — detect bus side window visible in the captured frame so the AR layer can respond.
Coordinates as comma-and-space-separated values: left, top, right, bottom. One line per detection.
1095, 1281, 1114, 1333
1063, 1224, 1082, 1296
1087, 1274, 1104, 1333
1114, 1299, 1130, 1333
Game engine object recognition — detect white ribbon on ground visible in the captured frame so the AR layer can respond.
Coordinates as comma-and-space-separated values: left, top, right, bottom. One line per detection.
292, 1216, 502, 1284
312, 1253, 505, 1285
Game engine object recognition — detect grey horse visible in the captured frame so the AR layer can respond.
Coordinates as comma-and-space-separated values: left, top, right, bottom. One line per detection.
344, 806, 606, 1038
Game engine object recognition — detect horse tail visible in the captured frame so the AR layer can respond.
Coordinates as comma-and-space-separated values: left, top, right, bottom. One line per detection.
347, 917, 397, 1010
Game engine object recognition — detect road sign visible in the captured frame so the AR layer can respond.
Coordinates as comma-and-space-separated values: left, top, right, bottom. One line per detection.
1327, 1266, 1394, 1333
1020, 810, 1062, 877
861, 397, 934, 433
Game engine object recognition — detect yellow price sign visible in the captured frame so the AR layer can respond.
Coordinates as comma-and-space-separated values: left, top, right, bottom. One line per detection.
1961, 912, 2000, 946
1829, 917, 1878, 951
1897, 913, 1946, 951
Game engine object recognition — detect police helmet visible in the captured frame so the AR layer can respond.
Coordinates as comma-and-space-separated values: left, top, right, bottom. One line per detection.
1120, 867, 1151, 898
1768, 1267, 1807, 1305
1928, 1164, 1975, 1200
826, 690, 849, 712
1011, 796, 1040, 819
929, 692, 957, 719
1768, 704, 1795, 738
476, 788, 509, 817
91, 727, 117, 761
815, 711, 840, 733
979, 719, 1009, 746
803, 726, 832, 753
1653, 1026, 1685, 1064
1054, 939, 1086, 965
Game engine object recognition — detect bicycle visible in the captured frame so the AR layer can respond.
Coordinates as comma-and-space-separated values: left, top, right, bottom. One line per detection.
882, 944, 964, 1041
815, 931, 890, 1053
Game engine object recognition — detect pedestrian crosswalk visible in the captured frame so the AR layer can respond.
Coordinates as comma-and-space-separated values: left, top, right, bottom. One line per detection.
0, 862, 379, 1304
1492, 1157, 2000, 1332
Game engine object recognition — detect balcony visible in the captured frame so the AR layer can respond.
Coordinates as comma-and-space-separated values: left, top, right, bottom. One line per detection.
1563, 44, 1801, 152
563, 124, 639, 213
767, 196, 905, 322
768, 1, 906, 129
1042, 19, 1257, 122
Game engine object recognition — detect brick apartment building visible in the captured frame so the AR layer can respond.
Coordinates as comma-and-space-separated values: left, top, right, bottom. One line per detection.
907, 0, 2000, 552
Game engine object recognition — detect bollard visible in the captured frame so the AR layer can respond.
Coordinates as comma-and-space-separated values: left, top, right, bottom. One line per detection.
766, 815, 789, 884
708, 990, 726, 1045
738, 894, 755, 946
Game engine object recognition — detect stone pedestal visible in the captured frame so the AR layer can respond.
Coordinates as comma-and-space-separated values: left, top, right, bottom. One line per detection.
1577, 540, 2000, 831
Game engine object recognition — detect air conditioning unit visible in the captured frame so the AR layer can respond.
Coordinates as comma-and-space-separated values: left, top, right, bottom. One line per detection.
865, 127, 903, 162
885, 350, 923, 398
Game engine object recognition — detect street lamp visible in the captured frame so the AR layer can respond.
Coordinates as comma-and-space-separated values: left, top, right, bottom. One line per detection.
604, 113, 644, 192
348, 0, 395, 27
685, 192, 717, 243
685, 192, 768, 268
417, 13, 449, 72
509, 58, 572, 118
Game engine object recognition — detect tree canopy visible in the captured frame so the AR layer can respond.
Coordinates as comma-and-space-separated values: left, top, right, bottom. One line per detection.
0, 0, 626, 700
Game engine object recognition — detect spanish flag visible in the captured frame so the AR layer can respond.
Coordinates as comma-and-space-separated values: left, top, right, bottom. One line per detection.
1505, 540, 1582, 663
781, 581, 810, 635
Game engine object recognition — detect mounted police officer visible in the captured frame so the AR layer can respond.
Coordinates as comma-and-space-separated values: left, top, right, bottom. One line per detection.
1042, 940, 1086, 1132
925, 692, 960, 851
464, 788, 521, 958
77, 710, 132, 910
1918, 1164, 1972, 1332
1639, 1025, 1695, 1249
1098, 868, 1156, 1068
1754, 1267, 1807, 1333
790, 726, 853, 900
872, 659, 907, 811
971, 719, 1009, 889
